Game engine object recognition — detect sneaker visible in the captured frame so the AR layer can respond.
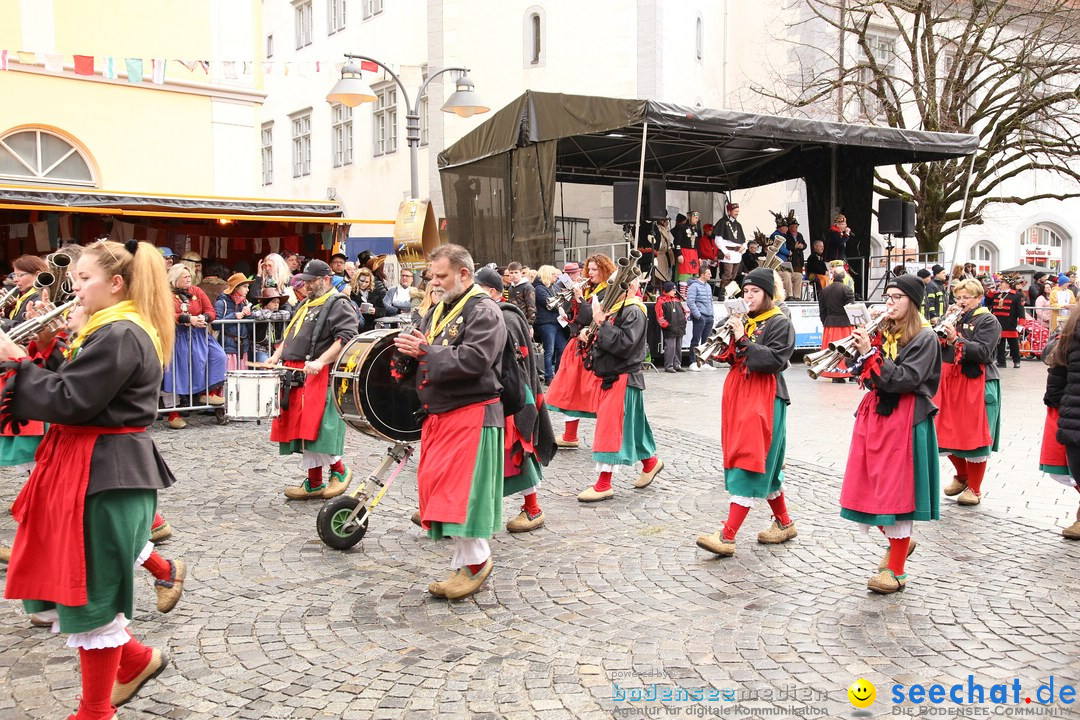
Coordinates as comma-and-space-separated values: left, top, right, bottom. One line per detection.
442, 558, 494, 600
878, 538, 917, 571
428, 570, 459, 598
577, 486, 614, 503
112, 647, 169, 706
957, 487, 982, 506
696, 531, 736, 557
634, 458, 664, 489
150, 522, 172, 544
700, 363, 716, 371
687, 364, 701, 372
555, 437, 580, 449
323, 468, 352, 498
943, 475, 967, 497
757, 519, 798, 544
154, 559, 186, 613
867, 569, 907, 594
506, 508, 545, 533
284, 480, 328, 500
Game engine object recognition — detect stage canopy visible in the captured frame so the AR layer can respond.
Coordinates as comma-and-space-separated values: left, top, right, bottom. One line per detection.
438, 91, 979, 269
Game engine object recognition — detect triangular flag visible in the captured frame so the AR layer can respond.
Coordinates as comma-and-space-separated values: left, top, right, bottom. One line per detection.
314, 61, 321, 72
125, 58, 143, 83
283, 63, 290, 76
242, 61, 252, 76
222, 60, 238, 79
197, 60, 209, 74
0, 50, 8, 71
359, 60, 379, 72
178, 59, 197, 72
151, 58, 166, 84
261, 62, 272, 74
43, 53, 63, 72
73, 55, 94, 76
102, 57, 116, 79
16, 51, 36, 65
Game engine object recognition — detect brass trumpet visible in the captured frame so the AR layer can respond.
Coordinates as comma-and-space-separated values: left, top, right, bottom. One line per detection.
804, 312, 887, 379
580, 250, 643, 357
932, 307, 962, 338
695, 323, 735, 366
546, 278, 589, 310
8, 299, 79, 344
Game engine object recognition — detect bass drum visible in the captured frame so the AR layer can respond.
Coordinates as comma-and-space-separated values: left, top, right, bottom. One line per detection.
331, 329, 423, 443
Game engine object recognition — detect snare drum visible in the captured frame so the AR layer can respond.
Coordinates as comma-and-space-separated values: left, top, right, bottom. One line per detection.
225, 369, 282, 421
331, 329, 422, 442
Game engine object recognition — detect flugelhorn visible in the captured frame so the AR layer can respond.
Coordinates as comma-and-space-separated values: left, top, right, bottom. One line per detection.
804, 312, 887, 379
695, 323, 735, 366
932, 307, 962, 338
546, 278, 589, 310
0, 285, 20, 312
580, 250, 643, 361
7, 299, 79, 344
44, 252, 73, 304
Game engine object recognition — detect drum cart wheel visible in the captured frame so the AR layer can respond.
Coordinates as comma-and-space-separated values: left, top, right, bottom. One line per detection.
316, 442, 414, 550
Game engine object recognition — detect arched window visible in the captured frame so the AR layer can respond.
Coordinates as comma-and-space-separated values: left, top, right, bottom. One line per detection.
524, 8, 545, 67
1020, 223, 1070, 272
969, 241, 997, 275
696, 16, 704, 60
0, 128, 95, 186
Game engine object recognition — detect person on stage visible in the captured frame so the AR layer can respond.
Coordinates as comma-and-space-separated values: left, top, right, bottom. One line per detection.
0, 239, 181, 718
393, 245, 506, 600
717, 204, 746, 299
817, 264, 855, 382
837, 275, 942, 594
576, 274, 663, 502
545, 254, 615, 450
474, 268, 556, 532
696, 268, 796, 555
1042, 317, 1080, 540
267, 259, 357, 500
674, 211, 701, 285
934, 278, 1002, 506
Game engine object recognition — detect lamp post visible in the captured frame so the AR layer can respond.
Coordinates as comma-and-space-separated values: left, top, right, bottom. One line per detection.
326, 55, 489, 201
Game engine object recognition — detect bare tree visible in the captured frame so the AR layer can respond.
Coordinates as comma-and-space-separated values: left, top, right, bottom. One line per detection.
753, 0, 1080, 251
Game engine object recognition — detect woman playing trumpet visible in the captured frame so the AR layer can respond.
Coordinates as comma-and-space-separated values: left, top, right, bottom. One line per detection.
840, 276, 941, 593
5, 255, 48, 325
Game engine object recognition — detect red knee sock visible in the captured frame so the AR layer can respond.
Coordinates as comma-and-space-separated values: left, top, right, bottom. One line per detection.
723, 503, 751, 541
641, 456, 658, 473
563, 420, 579, 442
307, 466, 324, 489
948, 454, 968, 481
142, 551, 172, 582
329, 459, 346, 475
766, 493, 792, 526
466, 561, 488, 575
594, 471, 613, 492
965, 461, 987, 495
152, 512, 166, 530
75, 645, 122, 720
522, 492, 541, 515
887, 537, 911, 576
166, 411, 180, 422
116, 630, 153, 685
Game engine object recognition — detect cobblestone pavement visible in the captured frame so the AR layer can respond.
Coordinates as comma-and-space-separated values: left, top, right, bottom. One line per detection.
1, 358, 1078, 720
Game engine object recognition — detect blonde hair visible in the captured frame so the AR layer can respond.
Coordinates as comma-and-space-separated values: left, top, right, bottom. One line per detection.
952, 278, 985, 298
417, 284, 445, 317
259, 253, 292, 293
537, 264, 559, 286
167, 263, 191, 288
84, 240, 175, 361
349, 266, 374, 295
833, 214, 847, 224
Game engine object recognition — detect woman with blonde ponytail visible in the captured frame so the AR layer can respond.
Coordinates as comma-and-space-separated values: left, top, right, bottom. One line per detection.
0, 239, 184, 718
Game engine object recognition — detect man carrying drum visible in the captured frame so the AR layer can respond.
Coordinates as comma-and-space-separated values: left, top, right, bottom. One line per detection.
267, 259, 358, 500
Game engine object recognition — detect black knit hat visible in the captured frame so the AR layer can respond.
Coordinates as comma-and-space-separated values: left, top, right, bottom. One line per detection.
742, 267, 775, 297
885, 274, 925, 306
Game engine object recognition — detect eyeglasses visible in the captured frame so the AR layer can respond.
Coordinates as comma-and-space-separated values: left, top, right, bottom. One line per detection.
12, 272, 31, 279
884, 293, 907, 302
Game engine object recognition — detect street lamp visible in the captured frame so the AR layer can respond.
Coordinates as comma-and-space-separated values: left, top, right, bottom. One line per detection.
326, 55, 490, 200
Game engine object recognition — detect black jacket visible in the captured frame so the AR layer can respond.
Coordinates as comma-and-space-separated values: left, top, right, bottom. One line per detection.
818, 280, 854, 327
499, 303, 556, 467
1057, 336, 1080, 447
656, 295, 686, 338
589, 303, 648, 390
923, 279, 946, 321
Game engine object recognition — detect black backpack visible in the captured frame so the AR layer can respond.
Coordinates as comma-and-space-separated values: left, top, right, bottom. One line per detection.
462, 296, 527, 417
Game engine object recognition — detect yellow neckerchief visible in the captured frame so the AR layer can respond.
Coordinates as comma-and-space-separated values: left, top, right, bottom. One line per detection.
68, 300, 163, 364
583, 281, 607, 301
606, 295, 646, 315
282, 287, 337, 341
11, 288, 36, 319
744, 307, 783, 341
881, 316, 932, 360
969, 306, 990, 318
427, 284, 486, 343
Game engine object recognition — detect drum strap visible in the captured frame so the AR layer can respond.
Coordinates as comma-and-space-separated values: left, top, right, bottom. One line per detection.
306, 294, 350, 360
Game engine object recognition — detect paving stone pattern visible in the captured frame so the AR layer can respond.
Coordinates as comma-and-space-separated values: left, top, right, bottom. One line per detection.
1, 360, 1078, 719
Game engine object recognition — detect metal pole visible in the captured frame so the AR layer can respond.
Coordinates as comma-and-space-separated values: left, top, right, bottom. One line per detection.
949, 151, 978, 270
631, 122, 649, 256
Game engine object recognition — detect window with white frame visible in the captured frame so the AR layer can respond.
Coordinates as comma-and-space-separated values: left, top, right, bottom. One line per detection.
331, 104, 353, 167
372, 84, 397, 156
295, 0, 313, 48
526, 10, 544, 66
969, 241, 997, 275
328, 0, 346, 34
0, 128, 95, 186
362, 0, 383, 20
419, 66, 429, 147
859, 34, 895, 119
291, 111, 311, 177
261, 123, 273, 185
695, 16, 703, 60
1020, 224, 1067, 272
266, 34, 274, 59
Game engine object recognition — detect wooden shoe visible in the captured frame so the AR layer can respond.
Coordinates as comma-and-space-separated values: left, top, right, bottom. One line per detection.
943, 475, 967, 496
867, 569, 907, 594
166, 416, 187, 429
322, 468, 351, 498
878, 539, 917, 571
756, 520, 797, 544
443, 558, 493, 600
956, 487, 982, 506
199, 393, 225, 407
154, 559, 186, 613
0, 545, 10, 564
555, 437, 580, 449
577, 486, 614, 503
696, 531, 736, 557
284, 480, 329, 500
411, 510, 422, 527
634, 458, 664, 489
1062, 519, 1080, 540
29, 613, 53, 628
506, 509, 544, 533
428, 570, 459, 598
112, 647, 169, 706
150, 521, 172, 544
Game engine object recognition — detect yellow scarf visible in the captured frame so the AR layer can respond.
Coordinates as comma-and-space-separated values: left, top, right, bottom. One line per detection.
11, 289, 35, 319
583, 282, 607, 300
744, 307, 783, 341
68, 300, 163, 364
881, 315, 932, 360
282, 288, 337, 341
606, 295, 646, 316
427, 284, 486, 343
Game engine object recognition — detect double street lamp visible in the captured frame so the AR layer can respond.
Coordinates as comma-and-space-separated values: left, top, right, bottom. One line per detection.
327, 54, 490, 200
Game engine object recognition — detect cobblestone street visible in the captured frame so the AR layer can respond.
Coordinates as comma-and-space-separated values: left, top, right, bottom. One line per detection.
2, 359, 1078, 720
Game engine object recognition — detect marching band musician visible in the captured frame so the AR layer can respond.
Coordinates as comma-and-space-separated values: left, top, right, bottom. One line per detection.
545, 254, 616, 450
717, 203, 747, 299
0, 239, 180, 719
267, 259, 358, 500
839, 275, 942, 594
696, 268, 797, 556
576, 273, 663, 502
4, 255, 48, 326
934, 278, 1003, 507
392, 245, 506, 600
1039, 325, 1080, 540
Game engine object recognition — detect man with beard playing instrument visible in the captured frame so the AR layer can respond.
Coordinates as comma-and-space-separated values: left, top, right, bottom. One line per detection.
545, 254, 616, 450
839, 274, 942, 594
267, 259, 358, 500
576, 273, 664, 502
696, 268, 797, 557
393, 245, 506, 600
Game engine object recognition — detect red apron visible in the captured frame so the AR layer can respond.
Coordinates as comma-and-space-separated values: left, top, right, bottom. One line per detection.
5, 425, 144, 606
545, 343, 602, 414
819, 326, 853, 378
1040, 407, 1068, 468
592, 375, 630, 453
721, 363, 777, 473
677, 248, 700, 277
840, 393, 916, 516
270, 361, 330, 443
416, 400, 494, 526
933, 361, 991, 451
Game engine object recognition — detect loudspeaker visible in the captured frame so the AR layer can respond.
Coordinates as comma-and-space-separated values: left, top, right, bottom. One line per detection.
613, 180, 668, 223
900, 201, 917, 238
878, 198, 903, 235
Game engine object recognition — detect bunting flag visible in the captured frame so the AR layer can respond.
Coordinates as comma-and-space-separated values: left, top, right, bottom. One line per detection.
262, 61, 272, 74
197, 60, 209, 74
43, 53, 64, 72
16, 51, 36, 65
125, 58, 143, 83
222, 60, 237, 79
74, 54, 94, 75
0, 50, 8, 71
151, 58, 166, 84
178, 60, 197, 72
102, 56, 116, 79
359, 60, 379, 72
0, 50, 350, 78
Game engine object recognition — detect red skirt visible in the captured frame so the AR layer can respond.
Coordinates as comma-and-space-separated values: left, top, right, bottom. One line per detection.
933, 362, 991, 451
270, 361, 330, 443
545, 341, 601, 416
677, 248, 700, 277
1040, 407, 1068, 468
820, 326, 853, 378
721, 365, 777, 474
840, 393, 916, 515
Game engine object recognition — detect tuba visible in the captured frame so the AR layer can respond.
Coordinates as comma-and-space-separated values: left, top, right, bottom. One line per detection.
580, 250, 643, 367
